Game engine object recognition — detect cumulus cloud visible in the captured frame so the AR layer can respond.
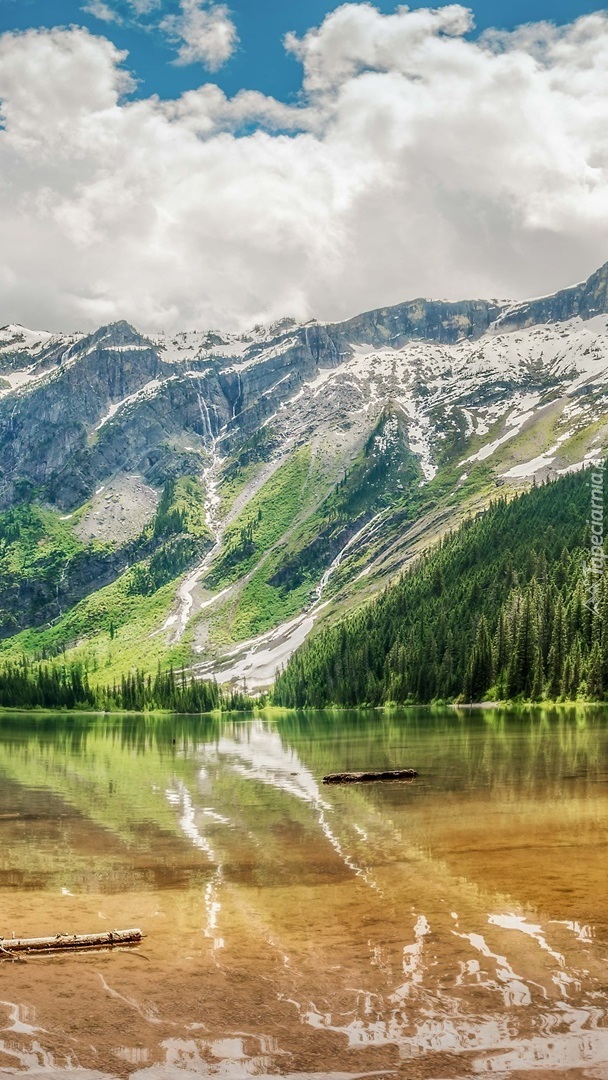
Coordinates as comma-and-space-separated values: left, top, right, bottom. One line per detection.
284, 3, 475, 91
83, 0, 235, 70
2, 6, 608, 332
161, 0, 238, 69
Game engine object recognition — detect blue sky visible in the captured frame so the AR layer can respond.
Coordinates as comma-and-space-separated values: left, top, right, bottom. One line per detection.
1, 0, 605, 102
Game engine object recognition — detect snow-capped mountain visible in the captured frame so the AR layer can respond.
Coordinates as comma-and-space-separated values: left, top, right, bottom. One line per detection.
2, 260, 608, 685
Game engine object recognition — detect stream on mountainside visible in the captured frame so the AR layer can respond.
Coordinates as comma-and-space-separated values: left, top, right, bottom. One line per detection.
0, 706, 607, 1079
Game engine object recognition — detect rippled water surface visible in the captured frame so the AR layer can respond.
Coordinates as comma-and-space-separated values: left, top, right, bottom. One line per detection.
0, 706, 607, 1079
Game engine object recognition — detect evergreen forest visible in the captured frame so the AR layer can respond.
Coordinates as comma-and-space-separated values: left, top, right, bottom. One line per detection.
274, 469, 608, 707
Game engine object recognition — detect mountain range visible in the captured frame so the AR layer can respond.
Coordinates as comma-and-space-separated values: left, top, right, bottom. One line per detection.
1, 260, 608, 691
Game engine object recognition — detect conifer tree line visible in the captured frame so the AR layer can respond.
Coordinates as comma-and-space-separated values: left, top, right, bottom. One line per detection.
274, 469, 608, 707
0, 660, 249, 713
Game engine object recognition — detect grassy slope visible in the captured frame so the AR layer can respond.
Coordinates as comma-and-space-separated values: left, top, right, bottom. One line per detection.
0, 475, 212, 682
207, 447, 314, 589
2, 386, 606, 686
0, 504, 90, 635
202, 409, 425, 643
200, 447, 322, 645
216, 425, 279, 517
0, 571, 187, 684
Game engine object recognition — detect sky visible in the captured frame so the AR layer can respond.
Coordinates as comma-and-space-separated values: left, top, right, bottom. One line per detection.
1, 0, 608, 331
1, 0, 605, 102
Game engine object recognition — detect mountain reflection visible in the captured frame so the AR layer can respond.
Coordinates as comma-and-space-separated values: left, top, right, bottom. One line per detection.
0, 706, 606, 1077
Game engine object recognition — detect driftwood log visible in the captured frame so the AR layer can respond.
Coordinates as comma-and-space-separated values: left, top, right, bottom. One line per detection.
0, 929, 143, 957
323, 769, 418, 784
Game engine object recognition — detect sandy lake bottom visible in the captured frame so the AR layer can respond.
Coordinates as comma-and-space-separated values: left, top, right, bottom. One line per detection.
0, 707, 607, 1080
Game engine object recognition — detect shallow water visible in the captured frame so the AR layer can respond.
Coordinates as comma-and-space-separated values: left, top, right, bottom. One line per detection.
0, 706, 607, 1079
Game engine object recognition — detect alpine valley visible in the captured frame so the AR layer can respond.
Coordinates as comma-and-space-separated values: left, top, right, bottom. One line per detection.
2, 259, 608, 703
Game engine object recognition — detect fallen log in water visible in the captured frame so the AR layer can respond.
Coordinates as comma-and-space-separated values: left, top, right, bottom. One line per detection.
0, 929, 143, 957
323, 769, 418, 784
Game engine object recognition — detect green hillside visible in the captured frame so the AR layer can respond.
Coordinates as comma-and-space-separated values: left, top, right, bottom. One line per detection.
274, 469, 608, 707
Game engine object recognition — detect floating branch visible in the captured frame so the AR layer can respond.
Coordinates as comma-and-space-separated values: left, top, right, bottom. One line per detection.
323, 769, 418, 784
0, 929, 144, 957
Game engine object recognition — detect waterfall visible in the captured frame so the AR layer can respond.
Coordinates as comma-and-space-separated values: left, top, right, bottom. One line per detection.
196, 386, 214, 442
232, 372, 243, 419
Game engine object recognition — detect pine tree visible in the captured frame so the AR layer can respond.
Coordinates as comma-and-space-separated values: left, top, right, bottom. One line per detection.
546, 595, 566, 699
587, 641, 604, 701
465, 615, 493, 702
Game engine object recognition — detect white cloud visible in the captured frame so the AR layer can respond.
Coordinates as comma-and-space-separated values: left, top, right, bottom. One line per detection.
284, 3, 475, 92
3, 7, 608, 333
160, 0, 238, 69
83, 1, 121, 24
83, 0, 237, 69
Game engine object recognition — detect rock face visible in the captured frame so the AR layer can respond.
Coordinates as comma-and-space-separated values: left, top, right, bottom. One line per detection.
2, 259, 608, 657
2, 264, 608, 511
0, 322, 166, 507
331, 297, 503, 346
496, 260, 608, 330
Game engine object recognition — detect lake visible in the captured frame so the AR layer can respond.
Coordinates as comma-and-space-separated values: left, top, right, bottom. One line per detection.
0, 706, 607, 1079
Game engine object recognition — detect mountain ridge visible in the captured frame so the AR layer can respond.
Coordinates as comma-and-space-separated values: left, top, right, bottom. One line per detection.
1, 258, 607, 689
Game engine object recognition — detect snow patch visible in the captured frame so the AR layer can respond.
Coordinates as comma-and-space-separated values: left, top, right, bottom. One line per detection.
0, 323, 53, 353
93, 379, 165, 432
